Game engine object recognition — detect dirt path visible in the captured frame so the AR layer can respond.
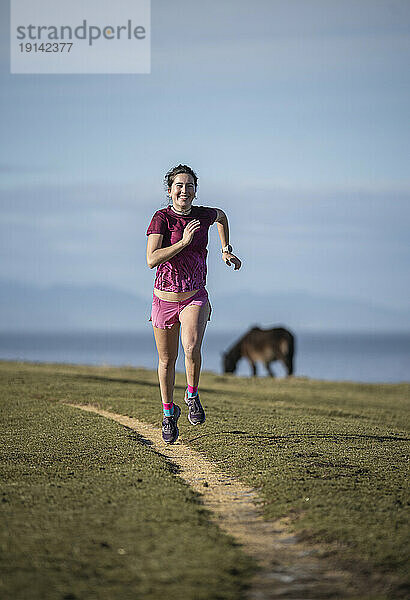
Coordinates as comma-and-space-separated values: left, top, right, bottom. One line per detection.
68, 404, 356, 599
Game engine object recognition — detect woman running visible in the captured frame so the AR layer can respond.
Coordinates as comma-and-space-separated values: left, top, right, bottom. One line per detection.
146, 164, 242, 443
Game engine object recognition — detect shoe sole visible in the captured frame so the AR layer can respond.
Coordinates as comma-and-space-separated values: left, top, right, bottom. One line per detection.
187, 413, 205, 426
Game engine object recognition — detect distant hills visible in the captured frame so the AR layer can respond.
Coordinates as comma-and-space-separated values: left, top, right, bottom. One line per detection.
0, 280, 408, 333
0, 281, 149, 332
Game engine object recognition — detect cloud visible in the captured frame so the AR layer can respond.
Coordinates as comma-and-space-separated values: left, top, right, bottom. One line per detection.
0, 181, 159, 215
209, 181, 410, 243
0, 178, 409, 309
0, 164, 46, 173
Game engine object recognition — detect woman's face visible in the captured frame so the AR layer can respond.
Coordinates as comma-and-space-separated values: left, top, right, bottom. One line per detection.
169, 173, 196, 210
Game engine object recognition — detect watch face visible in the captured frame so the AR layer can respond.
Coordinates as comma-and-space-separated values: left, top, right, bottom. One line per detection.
226, 245, 232, 253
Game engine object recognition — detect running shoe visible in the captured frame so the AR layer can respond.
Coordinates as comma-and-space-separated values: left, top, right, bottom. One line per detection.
184, 390, 206, 425
161, 404, 181, 444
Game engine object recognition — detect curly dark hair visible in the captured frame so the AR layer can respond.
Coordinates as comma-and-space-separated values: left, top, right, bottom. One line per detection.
164, 164, 198, 192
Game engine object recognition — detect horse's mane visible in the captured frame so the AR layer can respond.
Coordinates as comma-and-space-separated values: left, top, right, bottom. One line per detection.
226, 326, 261, 362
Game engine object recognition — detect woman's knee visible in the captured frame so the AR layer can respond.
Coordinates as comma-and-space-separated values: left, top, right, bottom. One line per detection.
183, 342, 201, 362
158, 354, 177, 369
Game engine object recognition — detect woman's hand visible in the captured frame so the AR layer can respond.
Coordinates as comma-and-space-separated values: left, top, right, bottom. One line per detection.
222, 252, 242, 270
182, 219, 201, 246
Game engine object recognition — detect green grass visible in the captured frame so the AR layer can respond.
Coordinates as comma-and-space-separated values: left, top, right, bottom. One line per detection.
1, 360, 409, 599
0, 362, 253, 600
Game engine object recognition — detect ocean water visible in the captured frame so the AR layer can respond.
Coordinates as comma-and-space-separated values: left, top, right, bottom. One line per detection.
0, 331, 409, 384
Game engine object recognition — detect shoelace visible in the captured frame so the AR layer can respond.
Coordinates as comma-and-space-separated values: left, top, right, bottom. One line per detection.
163, 418, 175, 431
187, 397, 201, 414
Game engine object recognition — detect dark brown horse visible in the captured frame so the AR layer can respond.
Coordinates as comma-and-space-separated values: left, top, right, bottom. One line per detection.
223, 326, 295, 377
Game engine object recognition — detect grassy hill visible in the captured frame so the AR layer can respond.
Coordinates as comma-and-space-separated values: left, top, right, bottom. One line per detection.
1, 361, 409, 599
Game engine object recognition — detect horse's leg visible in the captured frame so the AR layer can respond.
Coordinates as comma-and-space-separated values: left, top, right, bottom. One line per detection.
265, 361, 275, 377
282, 354, 293, 377
249, 360, 257, 377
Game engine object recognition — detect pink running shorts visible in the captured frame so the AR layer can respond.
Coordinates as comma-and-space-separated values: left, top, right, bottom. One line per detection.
149, 288, 211, 329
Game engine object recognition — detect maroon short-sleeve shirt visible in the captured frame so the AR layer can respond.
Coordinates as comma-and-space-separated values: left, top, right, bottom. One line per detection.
146, 205, 218, 292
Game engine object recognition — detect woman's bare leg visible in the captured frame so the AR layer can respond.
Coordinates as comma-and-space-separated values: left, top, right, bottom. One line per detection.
179, 302, 211, 388
152, 322, 180, 404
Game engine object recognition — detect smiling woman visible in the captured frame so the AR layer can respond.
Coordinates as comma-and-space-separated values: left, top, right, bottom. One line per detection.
146, 164, 242, 443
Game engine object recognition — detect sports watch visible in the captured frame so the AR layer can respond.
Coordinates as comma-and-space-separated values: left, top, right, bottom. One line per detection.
221, 244, 233, 254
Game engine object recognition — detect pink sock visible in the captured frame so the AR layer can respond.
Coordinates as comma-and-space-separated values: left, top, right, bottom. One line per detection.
187, 385, 198, 397
162, 401, 174, 417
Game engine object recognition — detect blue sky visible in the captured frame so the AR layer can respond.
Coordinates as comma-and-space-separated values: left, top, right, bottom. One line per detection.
1, 0, 409, 314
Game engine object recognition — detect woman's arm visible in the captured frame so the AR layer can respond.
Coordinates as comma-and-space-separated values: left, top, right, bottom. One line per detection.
146, 219, 201, 269
215, 209, 229, 249
214, 209, 242, 270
